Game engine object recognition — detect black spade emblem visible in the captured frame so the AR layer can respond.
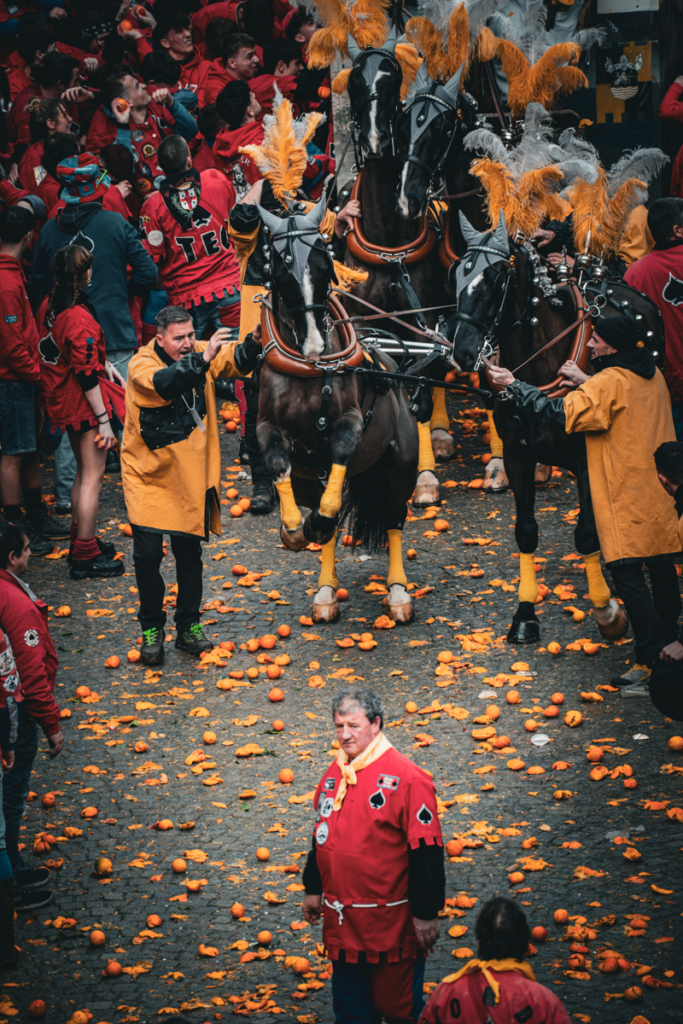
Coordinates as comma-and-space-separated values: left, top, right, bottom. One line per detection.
417, 803, 433, 825
369, 789, 386, 810
39, 332, 60, 366
69, 230, 94, 254
663, 273, 683, 307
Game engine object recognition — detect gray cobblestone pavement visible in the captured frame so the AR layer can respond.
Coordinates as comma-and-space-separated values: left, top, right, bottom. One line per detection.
3, 399, 682, 1024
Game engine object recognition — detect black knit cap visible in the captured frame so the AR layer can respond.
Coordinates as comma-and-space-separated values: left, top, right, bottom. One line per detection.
593, 313, 644, 352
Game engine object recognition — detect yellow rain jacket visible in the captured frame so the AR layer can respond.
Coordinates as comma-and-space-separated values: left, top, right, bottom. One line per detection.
121, 340, 241, 539
563, 363, 681, 564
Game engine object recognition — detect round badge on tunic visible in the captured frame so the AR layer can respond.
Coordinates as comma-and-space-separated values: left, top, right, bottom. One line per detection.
142, 143, 157, 158
131, 129, 145, 143
136, 179, 152, 194
147, 230, 163, 246
316, 822, 329, 845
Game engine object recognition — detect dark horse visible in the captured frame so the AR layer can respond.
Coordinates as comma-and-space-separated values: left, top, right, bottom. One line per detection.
341, 34, 447, 506
255, 192, 419, 624
448, 211, 632, 644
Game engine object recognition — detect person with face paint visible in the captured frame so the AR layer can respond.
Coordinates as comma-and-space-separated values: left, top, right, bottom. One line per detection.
485, 313, 681, 696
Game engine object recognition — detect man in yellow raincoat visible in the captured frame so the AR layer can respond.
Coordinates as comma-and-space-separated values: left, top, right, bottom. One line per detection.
121, 304, 261, 665
486, 313, 682, 696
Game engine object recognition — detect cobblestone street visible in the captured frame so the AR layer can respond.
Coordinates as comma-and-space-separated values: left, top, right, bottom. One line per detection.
5, 397, 682, 1024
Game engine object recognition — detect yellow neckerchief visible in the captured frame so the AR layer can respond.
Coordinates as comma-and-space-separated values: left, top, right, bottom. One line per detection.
332, 732, 393, 811
441, 959, 537, 1005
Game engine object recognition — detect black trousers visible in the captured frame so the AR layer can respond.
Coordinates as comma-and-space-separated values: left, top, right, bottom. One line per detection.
243, 377, 270, 488
132, 526, 203, 634
608, 557, 682, 666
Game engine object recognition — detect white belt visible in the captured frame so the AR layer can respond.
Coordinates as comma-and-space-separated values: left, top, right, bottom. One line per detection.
324, 896, 409, 925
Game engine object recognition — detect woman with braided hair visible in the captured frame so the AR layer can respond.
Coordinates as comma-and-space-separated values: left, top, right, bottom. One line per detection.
36, 244, 126, 580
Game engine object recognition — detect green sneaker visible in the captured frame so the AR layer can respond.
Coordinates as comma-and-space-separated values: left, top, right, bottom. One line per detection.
175, 622, 213, 657
140, 626, 165, 665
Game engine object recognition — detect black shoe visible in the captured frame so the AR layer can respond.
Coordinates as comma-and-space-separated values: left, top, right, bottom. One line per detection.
105, 450, 121, 473
15, 866, 51, 890
26, 506, 70, 540
67, 536, 117, 566
140, 626, 165, 665
0, 877, 17, 971
239, 438, 250, 464
12, 885, 52, 911
69, 553, 125, 580
26, 528, 55, 556
176, 622, 213, 657
53, 503, 72, 516
250, 482, 274, 515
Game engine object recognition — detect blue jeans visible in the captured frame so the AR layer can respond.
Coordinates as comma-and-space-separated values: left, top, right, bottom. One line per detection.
189, 288, 240, 340
107, 348, 136, 383
2, 713, 38, 873
331, 954, 426, 1024
53, 431, 77, 507
0, 380, 37, 455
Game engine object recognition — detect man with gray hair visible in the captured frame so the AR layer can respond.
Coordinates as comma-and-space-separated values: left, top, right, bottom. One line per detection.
121, 305, 261, 664
302, 688, 445, 1024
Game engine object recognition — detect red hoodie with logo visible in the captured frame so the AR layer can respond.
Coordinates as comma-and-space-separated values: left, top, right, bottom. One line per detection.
213, 120, 264, 192
624, 243, 683, 400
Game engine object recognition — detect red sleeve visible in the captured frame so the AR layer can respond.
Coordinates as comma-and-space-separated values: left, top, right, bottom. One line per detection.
86, 108, 117, 154
0, 180, 30, 207
139, 198, 167, 263
39, 175, 62, 213
0, 596, 60, 737
0, 285, 40, 385
135, 35, 153, 62
102, 185, 132, 220
402, 766, 443, 849
65, 308, 105, 374
659, 81, 683, 122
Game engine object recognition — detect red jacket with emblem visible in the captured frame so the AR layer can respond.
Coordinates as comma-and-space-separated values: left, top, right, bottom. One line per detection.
250, 73, 298, 115
139, 168, 239, 306
0, 254, 40, 385
310, 746, 443, 963
86, 103, 177, 203
36, 298, 126, 431
624, 244, 683, 400
213, 121, 264, 193
419, 969, 571, 1024
0, 568, 60, 737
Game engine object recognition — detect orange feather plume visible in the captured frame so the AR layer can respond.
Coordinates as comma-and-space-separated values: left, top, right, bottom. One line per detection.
406, 2, 470, 82
565, 170, 647, 256
308, 0, 391, 68
481, 37, 587, 118
331, 45, 421, 100
239, 95, 324, 204
470, 159, 570, 236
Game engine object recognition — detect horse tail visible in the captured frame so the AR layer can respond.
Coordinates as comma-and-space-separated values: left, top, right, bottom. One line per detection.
339, 448, 400, 553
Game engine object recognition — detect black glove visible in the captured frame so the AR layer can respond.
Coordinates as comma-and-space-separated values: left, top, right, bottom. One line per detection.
234, 332, 261, 375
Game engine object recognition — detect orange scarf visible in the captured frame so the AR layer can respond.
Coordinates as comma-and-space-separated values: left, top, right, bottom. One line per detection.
332, 732, 393, 811
441, 959, 537, 1004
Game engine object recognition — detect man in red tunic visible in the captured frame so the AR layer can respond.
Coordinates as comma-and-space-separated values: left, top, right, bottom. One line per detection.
303, 689, 444, 1023
419, 898, 570, 1024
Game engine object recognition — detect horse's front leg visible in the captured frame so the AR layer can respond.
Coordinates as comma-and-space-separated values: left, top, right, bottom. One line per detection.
505, 446, 541, 644
257, 420, 307, 551
574, 458, 628, 640
312, 529, 341, 623
412, 385, 440, 507
303, 411, 363, 545
430, 386, 455, 462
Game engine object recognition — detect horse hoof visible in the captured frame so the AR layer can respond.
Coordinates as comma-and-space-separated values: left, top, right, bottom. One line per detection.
280, 524, 307, 551
312, 586, 340, 623
483, 457, 509, 493
303, 511, 337, 547
413, 471, 440, 507
506, 618, 540, 644
431, 428, 455, 463
535, 463, 552, 485
593, 598, 629, 640
387, 584, 414, 623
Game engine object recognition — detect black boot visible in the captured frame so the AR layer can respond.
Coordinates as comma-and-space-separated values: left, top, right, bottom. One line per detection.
176, 622, 213, 656
0, 877, 18, 971
67, 537, 117, 566
26, 505, 70, 540
140, 626, 165, 665
69, 553, 125, 580
238, 438, 250, 464
250, 481, 275, 515
25, 527, 54, 556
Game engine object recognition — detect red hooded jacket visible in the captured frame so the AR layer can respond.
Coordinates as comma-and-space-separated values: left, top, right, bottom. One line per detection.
0, 568, 60, 738
203, 58, 240, 106
0, 254, 40, 385
251, 72, 298, 115
624, 243, 683, 400
213, 120, 264, 191
659, 80, 683, 198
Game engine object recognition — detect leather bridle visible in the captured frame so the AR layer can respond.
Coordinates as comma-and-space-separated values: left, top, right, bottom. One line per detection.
400, 86, 460, 196
451, 242, 518, 369
348, 47, 402, 166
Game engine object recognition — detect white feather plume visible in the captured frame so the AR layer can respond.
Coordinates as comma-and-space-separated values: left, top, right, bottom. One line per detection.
608, 147, 670, 190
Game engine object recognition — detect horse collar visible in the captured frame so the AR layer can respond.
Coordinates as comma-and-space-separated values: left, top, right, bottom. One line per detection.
345, 170, 437, 267
261, 293, 365, 378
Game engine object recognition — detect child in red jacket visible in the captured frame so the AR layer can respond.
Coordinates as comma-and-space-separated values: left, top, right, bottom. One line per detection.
38, 244, 126, 579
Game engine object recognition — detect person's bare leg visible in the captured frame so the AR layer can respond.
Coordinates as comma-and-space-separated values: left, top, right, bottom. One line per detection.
71, 428, 106, 539
0, 454, 23, 508
68, 431, 83, 531
19, 450, 41, 491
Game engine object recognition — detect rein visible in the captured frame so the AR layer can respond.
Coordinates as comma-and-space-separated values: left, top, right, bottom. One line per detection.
329, 289, 449, 344
509, 308, 592, 376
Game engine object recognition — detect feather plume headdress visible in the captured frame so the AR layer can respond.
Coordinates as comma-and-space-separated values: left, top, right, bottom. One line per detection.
239, 89, 325, 205
559, 142, 669, 257
405, 0, 499, 83
463, 102, 595, 235
331, 41, 422, 100
477, 0, 605, 118
308, 0, 391, 67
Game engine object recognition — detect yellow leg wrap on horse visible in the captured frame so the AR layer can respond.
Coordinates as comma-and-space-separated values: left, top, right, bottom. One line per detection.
487, 410, 504, 458
430, 387, 450, 432
275, 478, 303, 531
387, 529, 408, 588
319, 463, 347, 519
418, 421, 436, 473
317, 531, 339, 590
583, 550, 611, 608
518, 552, 539, 604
